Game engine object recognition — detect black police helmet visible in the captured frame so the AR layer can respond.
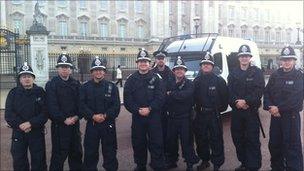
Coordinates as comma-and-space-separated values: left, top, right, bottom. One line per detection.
136, 48, 151, 62
90, 56, 106, 71
172, 56, 187, 71
18, 62, 35, 78
56, 53, 73, 68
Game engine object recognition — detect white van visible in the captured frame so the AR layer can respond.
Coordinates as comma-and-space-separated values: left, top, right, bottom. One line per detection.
158, 33, 262, 82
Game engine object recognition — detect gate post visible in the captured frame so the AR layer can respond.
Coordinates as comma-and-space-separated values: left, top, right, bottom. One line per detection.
26, 2, 50, 87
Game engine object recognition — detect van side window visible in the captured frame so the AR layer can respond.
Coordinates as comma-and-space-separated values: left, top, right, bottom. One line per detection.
213, 52, 223, 75
227, 52, 239, 72
213, 53, 223, 70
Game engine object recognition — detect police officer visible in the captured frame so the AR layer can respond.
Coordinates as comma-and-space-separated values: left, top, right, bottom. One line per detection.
46, 53, 83, 171
263, 46, 303, 171
80, 56, 121, 171
193, 53, 228, 171
166, 56, 200, 171
5, 62, 48, 170
124, 49, 166, 171
228, 45, 265, 171
151, 51, 175, 161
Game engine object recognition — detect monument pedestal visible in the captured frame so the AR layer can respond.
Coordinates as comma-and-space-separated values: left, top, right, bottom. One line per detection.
26, 21, 50, 88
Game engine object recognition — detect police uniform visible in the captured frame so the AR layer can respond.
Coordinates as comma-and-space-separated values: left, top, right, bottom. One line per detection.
193, 53, 228, 171
5, 62, 48, 170
151, 51, 175, 160
46, 54, 83, 171
124, 49, 166, 170
80, 57, 121, 171
228, 45, 265, 171
263, 46, 304, 171
166, 56, 200, 170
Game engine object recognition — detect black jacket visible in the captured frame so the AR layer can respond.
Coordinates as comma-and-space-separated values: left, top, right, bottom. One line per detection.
124, 70, 165, 115
5, 84, 48, 130
167, 77, 194, 118
151, 65, 175, 91
79, 79, 120, 122
45, 76, 81, 123
227, 66, 265, 110
194, 72, 229, 113
264, 68, 303, 113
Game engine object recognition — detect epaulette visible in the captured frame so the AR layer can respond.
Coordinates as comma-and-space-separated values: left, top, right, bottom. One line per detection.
126, 73, 133, 80
156, 73, 162, 79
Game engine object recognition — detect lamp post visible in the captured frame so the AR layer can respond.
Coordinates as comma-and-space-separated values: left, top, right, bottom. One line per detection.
193, 16, 200, 38
296, 23, 302, 45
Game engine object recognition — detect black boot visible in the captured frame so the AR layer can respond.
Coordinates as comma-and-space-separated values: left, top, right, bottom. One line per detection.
235, 164, 246, 171
197, 161, 210, 171
186, 163, 194, 171
213, 165, 220, 171
134, 165, 147, 171
164, 162, 177, 170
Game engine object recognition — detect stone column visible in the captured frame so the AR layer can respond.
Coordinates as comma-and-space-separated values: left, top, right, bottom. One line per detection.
26, 24, 50, 87
149, 1, 170, 41
0, 1, 6, 27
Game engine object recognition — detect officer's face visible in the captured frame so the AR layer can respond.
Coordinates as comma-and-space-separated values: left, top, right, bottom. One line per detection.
201, 63, 213, 73
156, 58, 165, 67
19, 74, 34, 89
280, 58, 295, 71
173, 68, 186, 78
238, 55, 251, 66
137, 60, 150, 72
91, 69, 105, 80
57, 66, 72, 78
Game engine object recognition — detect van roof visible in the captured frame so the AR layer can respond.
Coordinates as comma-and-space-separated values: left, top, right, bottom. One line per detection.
159, 33, 257, 56
158, 33, 219, 55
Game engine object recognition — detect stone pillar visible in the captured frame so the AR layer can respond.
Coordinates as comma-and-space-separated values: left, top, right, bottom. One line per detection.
30, 34, 49, 87
149, 1, 170, 41
177, 1, 183, 35
0, 1, 6, 27
26, 26, 50, 87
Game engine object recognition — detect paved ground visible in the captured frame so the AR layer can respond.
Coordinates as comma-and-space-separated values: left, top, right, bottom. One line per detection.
1, 107, 303, 171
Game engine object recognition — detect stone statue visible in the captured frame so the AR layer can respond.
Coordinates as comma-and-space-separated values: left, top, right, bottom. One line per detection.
33, 2, 43, 25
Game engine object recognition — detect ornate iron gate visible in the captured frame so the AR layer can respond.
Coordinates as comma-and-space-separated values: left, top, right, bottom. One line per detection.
0, 28, 30, 77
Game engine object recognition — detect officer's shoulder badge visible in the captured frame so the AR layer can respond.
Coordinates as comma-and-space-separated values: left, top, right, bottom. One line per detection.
105, 82, 113, 97
156, 73, 162, 79
126, 73, 133, 80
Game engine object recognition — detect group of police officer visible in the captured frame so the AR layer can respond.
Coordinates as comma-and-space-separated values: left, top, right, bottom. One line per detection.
5, 44, 303, 171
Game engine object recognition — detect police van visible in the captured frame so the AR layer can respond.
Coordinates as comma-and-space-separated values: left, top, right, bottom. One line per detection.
158, 33, 262, 82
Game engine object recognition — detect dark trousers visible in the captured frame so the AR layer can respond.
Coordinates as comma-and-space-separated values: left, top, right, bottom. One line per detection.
11, 129, 47, 171
194, 111, 224, 167
167, 117, 199, 165
269, 112, 303, 171
115, 79, 123, 87
83, 121, 118, 171
161, 111, 169, 156
131, 114, 165, 170
49, 122, 83, 171
231, 109, 261, 170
